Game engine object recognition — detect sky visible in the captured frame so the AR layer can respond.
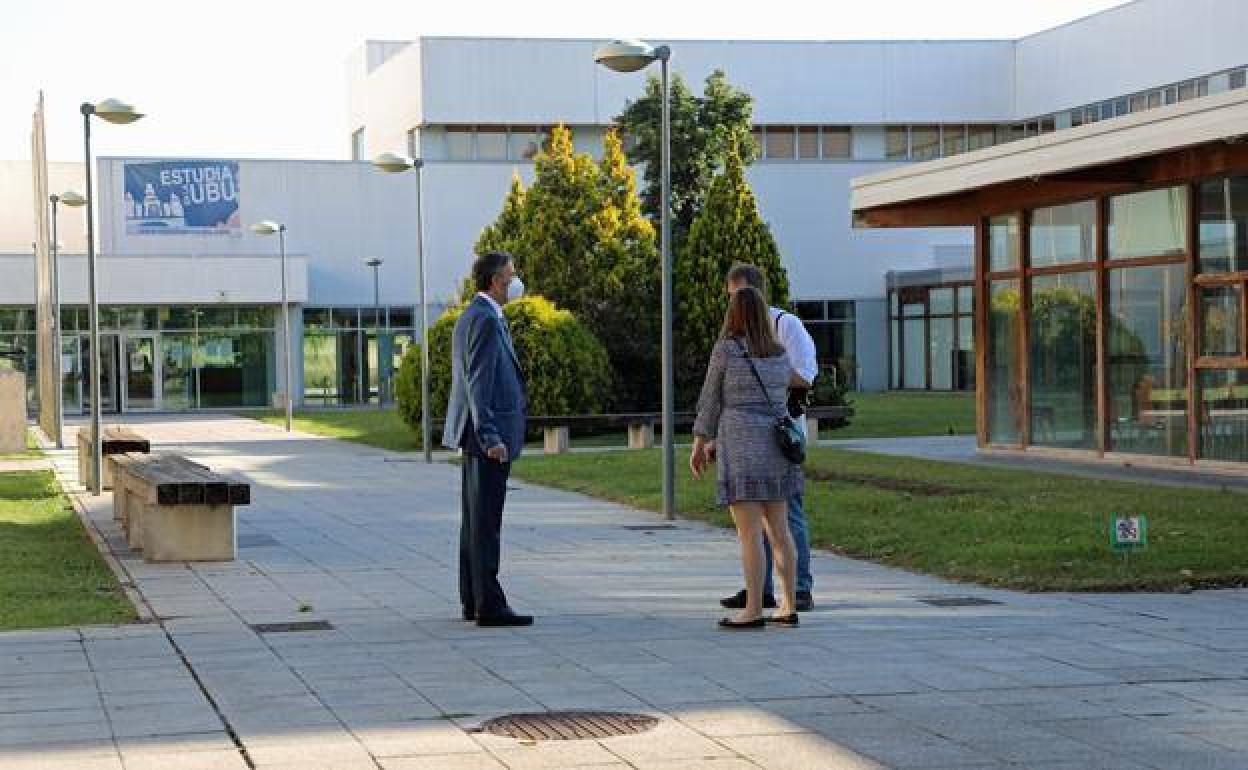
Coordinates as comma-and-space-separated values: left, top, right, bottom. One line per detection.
3, 0, 1132, 164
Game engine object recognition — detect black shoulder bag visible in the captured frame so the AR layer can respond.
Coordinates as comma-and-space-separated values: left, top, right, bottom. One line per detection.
736, 340, 806, 465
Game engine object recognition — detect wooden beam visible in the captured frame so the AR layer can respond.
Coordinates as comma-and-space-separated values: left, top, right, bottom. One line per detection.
1187, 182, 1201, 464
1019, 210, 1032, 449
975, 219, 989, 448
1095, 196, 1109, 456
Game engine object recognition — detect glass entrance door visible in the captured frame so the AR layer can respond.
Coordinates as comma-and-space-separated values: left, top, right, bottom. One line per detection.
122, 334, 160, 411
81, 334, 120, 414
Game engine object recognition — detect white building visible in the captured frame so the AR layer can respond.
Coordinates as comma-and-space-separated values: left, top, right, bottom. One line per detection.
2, 0, 1245, 414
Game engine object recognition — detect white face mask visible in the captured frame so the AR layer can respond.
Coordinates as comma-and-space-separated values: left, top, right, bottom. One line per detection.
505, 276, 525, 302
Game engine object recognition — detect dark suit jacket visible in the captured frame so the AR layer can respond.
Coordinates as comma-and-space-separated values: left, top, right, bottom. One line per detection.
442, 295, 527, 459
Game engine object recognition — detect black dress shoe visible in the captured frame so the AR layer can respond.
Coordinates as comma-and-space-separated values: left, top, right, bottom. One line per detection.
796, 592, 815, 612
720, 589, 777, 610
476, 611, 534, 627
718, 617, 765, 630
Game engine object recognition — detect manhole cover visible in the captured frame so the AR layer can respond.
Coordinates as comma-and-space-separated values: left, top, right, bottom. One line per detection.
482, 711, 658, 741
238, 533, 279, 548
919, 597, 1002, 607
250, 620, 334, 633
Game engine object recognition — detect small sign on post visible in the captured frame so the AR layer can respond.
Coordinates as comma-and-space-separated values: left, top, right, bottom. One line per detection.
1111, 515, 1148, 551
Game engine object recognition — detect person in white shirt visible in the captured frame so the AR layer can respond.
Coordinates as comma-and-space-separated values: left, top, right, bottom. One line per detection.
717, 263, 819, 612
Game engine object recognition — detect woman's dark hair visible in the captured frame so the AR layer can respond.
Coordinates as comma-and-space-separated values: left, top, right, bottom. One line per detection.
473, 251, 513, 292
721, 286, 784, 358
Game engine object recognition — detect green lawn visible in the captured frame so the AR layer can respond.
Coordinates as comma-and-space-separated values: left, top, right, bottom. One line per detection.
0, 471, 135, 629
825, 391, 975, 440
509, 447, 1248, 592
250, 409, 423, 452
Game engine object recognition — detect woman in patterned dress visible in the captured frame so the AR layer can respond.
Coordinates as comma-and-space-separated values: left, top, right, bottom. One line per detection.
690, 287, 803, 629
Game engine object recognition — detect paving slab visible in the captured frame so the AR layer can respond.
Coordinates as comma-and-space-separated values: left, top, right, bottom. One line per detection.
5, 414, 1246, 770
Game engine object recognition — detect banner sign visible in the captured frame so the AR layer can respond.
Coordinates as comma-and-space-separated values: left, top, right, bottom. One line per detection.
124, 160, 240, 235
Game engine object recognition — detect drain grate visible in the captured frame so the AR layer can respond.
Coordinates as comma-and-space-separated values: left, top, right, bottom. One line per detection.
250, 620, 334, 633
238, 533, 279, 548
621, 525, 679, 531
919, 597, 1002, 607
482, 711, 658, 741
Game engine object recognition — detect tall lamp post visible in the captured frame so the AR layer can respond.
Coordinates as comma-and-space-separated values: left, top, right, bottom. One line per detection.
250, 221, 293, 432
371, 152, 431, 463
364, 257, 384, 406
48, 191, 85, 448
81, 98, 143, 495
594, 40, 675, 520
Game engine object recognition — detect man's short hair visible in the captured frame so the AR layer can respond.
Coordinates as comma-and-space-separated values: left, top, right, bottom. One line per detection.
726, 263, 767, 297
473, 251, 513, 292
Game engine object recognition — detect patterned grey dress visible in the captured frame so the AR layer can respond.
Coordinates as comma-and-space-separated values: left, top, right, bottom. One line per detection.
693, 336, 805, 505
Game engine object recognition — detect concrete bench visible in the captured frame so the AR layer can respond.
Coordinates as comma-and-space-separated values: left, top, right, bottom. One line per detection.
112, 453, 250, 562
78, 426, 150, 490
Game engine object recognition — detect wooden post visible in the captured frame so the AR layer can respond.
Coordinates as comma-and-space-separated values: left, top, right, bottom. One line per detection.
1019, 211, 1032, 449
1187, 182, 1200, 464
974, 219, 989, 448
1095, 196, 1109, 456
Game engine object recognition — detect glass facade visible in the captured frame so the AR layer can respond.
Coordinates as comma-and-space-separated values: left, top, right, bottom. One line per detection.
979, 174, 1248, 466
794, 301, 857, 389
1, 305, 276, 414
887, 282, 975, 391
302, 306, 415, 406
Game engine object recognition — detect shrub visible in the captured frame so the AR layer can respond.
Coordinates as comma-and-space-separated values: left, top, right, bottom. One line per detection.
394, 296, 613, 441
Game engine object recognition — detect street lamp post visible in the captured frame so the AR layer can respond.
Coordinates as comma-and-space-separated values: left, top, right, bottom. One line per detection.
594, 40, 675, 520
250, 221, 293, 432
372, 153, 431, 463
48, 192, 83, 448
81, 99, 143, 495
364, 257, 384, 407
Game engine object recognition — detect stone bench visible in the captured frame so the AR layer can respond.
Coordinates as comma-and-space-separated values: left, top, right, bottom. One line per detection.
112, 453, 250, 562
78, 426, 150, 490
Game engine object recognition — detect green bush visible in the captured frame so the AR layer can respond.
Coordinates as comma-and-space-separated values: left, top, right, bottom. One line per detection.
395, 296, 613, 439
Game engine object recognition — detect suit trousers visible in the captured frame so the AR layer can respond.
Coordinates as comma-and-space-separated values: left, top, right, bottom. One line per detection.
459, 452, 511, 617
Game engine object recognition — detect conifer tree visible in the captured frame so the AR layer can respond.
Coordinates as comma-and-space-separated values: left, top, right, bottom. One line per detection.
675, 141, 790, 405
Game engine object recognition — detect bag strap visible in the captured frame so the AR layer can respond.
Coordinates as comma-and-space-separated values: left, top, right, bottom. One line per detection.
735, 339, 783, 418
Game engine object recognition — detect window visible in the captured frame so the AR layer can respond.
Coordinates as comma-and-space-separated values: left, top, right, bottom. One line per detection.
1108, 187, 1187, 260
1199, 369, 1248, 462
1147, 91, 1162, 109
1029, 271, 1097, 449
1029, 200, 1097, 267
1107, 264, 1189, 457
764, 126, 796, 159
446, 126, 473, 160
1201, 286, 1242, 356
1178, 81, 1197, 101
967, 125, 996, 151
801, 300, 856, 389
988, 280, 1022, 442
797, 126, 819, 159
942, 125, 966, 157
886, 127, 909, 160
988, 214, 1021, 272
795, 301, 824, 321
1199, 176, 1248, 274
350, 128, 365, 161
997, 123, 1026, 144
821, 126, 851, 159
509, 126, 547, 160
1129, 94, 1147, 113
406, 128, 419, 159
1232, 69, 1247, 90
910, 126, 940, 160
476, 126, 507, 160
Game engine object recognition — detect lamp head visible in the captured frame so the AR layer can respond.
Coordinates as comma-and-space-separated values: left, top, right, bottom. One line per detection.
372, 152, 418, 173
250, 220, 284, 236
364, 257, 384, 268
594, 39, 663, 72
91, 98, 144, 124
58, 190, 87, 208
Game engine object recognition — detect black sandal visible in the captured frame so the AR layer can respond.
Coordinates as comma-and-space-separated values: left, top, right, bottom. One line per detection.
765, 614, 800, 627
718, 617, 765, 630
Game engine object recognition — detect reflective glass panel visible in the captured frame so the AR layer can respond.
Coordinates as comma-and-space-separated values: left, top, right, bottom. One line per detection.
1108, 186, 1186, 260
1029, 272, 1097, 448
1030, 200, 1096, 267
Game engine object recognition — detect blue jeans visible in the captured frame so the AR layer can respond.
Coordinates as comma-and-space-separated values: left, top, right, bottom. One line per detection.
763, 490, 812, 596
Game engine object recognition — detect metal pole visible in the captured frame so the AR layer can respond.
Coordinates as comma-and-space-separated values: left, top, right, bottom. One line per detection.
373, 264, 382, 408
279, 226, 293, 432
658, 50, 675, 520
415, 160, 432, 464
49, 198, 65, 448
81, 104, 102, 495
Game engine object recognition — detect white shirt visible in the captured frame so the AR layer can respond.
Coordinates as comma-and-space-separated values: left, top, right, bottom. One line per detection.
770, 306, 818, 386
476, 291, 504, 319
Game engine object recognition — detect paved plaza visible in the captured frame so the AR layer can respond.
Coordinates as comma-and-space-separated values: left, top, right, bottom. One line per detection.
2, 415, 1247, 769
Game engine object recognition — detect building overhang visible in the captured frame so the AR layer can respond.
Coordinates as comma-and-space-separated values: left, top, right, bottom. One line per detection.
851, 88, 1248, 228
0, 254, 308, 306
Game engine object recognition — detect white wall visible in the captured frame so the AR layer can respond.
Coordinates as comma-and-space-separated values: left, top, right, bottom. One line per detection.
415, 37, 1015, 126
1014, 0, 1248, 118
96, 158, 420, 308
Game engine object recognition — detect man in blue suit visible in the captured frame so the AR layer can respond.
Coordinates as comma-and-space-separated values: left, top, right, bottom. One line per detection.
443, 251, 532, 627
